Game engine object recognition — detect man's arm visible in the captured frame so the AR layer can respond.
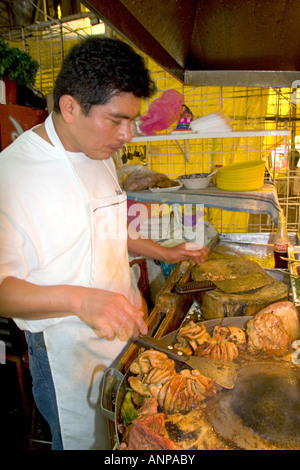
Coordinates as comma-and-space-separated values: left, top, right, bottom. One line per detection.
0, 276, 79, 320
127, 232, 208, 265
0, 276, 148, 341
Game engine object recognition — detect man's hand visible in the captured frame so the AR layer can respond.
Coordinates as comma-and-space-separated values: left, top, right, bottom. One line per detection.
0, 277, 148, 343
76, 288, 148, 341
127, 234, 209, 267
160, 242, 209, 266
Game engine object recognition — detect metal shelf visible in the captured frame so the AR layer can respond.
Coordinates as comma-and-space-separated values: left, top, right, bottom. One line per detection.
131, 130, 290, 163
131, 130, 290, 143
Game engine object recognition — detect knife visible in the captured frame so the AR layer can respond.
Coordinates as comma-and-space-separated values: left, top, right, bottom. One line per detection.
134, 334, 238, 389
175, 279, 216, 294
206, 232, 219, 252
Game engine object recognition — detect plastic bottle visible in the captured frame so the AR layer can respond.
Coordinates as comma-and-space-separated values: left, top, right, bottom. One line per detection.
273, 211, 289, 269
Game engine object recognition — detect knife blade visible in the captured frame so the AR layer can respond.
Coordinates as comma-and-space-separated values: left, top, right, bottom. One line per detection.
134, 334, 238, 389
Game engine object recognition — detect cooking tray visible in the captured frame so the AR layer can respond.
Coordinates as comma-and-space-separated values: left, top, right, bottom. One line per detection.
289, 247, 300, 307
100, 316, 251, 449
100, 315, 300, 450
216, 231, 299, 269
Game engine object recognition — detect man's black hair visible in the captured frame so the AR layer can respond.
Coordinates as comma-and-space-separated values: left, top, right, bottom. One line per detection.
53, 36, 156, 114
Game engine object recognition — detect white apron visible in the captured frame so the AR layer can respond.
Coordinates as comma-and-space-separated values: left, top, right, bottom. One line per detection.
43, 114, 141, 449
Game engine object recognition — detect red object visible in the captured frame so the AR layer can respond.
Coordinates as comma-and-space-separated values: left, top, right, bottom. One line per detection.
274, 249, 289, 269
0, 103, 48, 150
2, 76, 17, 104
126, 413, 182, 450
139, 89, 185, 135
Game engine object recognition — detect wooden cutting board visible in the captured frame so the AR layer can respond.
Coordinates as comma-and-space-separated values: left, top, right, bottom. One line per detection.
191, 258, 288, 319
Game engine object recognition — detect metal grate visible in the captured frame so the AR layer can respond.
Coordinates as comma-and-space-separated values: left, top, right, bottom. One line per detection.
127, 82, 300, 234
2, 12, 299, 234
3, 14, 105, 97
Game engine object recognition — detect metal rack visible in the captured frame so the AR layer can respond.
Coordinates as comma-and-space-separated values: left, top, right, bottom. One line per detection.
127, 129, 290, 233
2, 14, 300, 234
126, 86, 300, 234
131, 129, 289, 165
2, 12, 104, 97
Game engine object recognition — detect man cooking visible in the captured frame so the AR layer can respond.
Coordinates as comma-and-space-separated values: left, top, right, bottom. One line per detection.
0, 36, 207, 449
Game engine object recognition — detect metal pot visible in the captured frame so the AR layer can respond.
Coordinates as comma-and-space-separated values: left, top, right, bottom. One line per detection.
101, 363, 139, 449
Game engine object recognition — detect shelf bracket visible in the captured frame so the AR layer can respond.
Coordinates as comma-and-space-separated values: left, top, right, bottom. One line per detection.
175, 139, 189, 162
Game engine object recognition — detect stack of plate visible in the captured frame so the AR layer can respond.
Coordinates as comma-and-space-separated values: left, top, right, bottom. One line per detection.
216, 160, 266, 191
190, 111, 232, 133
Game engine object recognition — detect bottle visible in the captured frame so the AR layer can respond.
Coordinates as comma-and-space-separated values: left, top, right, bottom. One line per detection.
273, 211, 289, 269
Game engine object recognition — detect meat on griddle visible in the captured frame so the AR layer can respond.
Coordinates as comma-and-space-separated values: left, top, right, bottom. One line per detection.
122, 407, 182, 450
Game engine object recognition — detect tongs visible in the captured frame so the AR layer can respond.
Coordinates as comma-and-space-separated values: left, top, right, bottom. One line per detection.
280, 256, 300, 263
134, 334, 238, 389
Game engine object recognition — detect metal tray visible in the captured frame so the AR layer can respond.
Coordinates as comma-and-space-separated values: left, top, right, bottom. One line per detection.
215, 232, 298, 307
216, 232, 299, 269
289, 247, 300, 306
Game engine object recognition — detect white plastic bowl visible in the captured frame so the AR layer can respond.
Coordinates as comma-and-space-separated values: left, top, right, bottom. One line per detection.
179, 173, 212, 189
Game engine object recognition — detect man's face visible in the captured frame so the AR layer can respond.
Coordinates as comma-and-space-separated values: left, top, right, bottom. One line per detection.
69, 92, 141, 160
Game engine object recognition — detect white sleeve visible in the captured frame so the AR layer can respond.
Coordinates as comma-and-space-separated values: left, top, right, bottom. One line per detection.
0, 209, 37, 285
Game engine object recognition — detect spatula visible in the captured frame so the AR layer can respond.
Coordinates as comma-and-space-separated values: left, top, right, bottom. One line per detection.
134, 334, 238, 389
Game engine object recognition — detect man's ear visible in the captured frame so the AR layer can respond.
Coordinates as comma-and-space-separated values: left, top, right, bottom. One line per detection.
59, 95, 80, 124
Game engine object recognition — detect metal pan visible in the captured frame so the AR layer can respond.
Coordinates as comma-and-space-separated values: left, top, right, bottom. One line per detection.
100, 316, 250, 448
100, 365, 133, 449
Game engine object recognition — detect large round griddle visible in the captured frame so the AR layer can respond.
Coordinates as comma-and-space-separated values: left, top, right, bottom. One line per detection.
102, 316, 300, 450
206, 360, 300, 450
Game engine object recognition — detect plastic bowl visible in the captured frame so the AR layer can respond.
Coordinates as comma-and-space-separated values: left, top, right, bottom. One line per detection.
179, 173, 212, 189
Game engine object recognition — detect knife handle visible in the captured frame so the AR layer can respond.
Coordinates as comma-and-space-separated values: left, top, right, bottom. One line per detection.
175, 280, 216, 294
